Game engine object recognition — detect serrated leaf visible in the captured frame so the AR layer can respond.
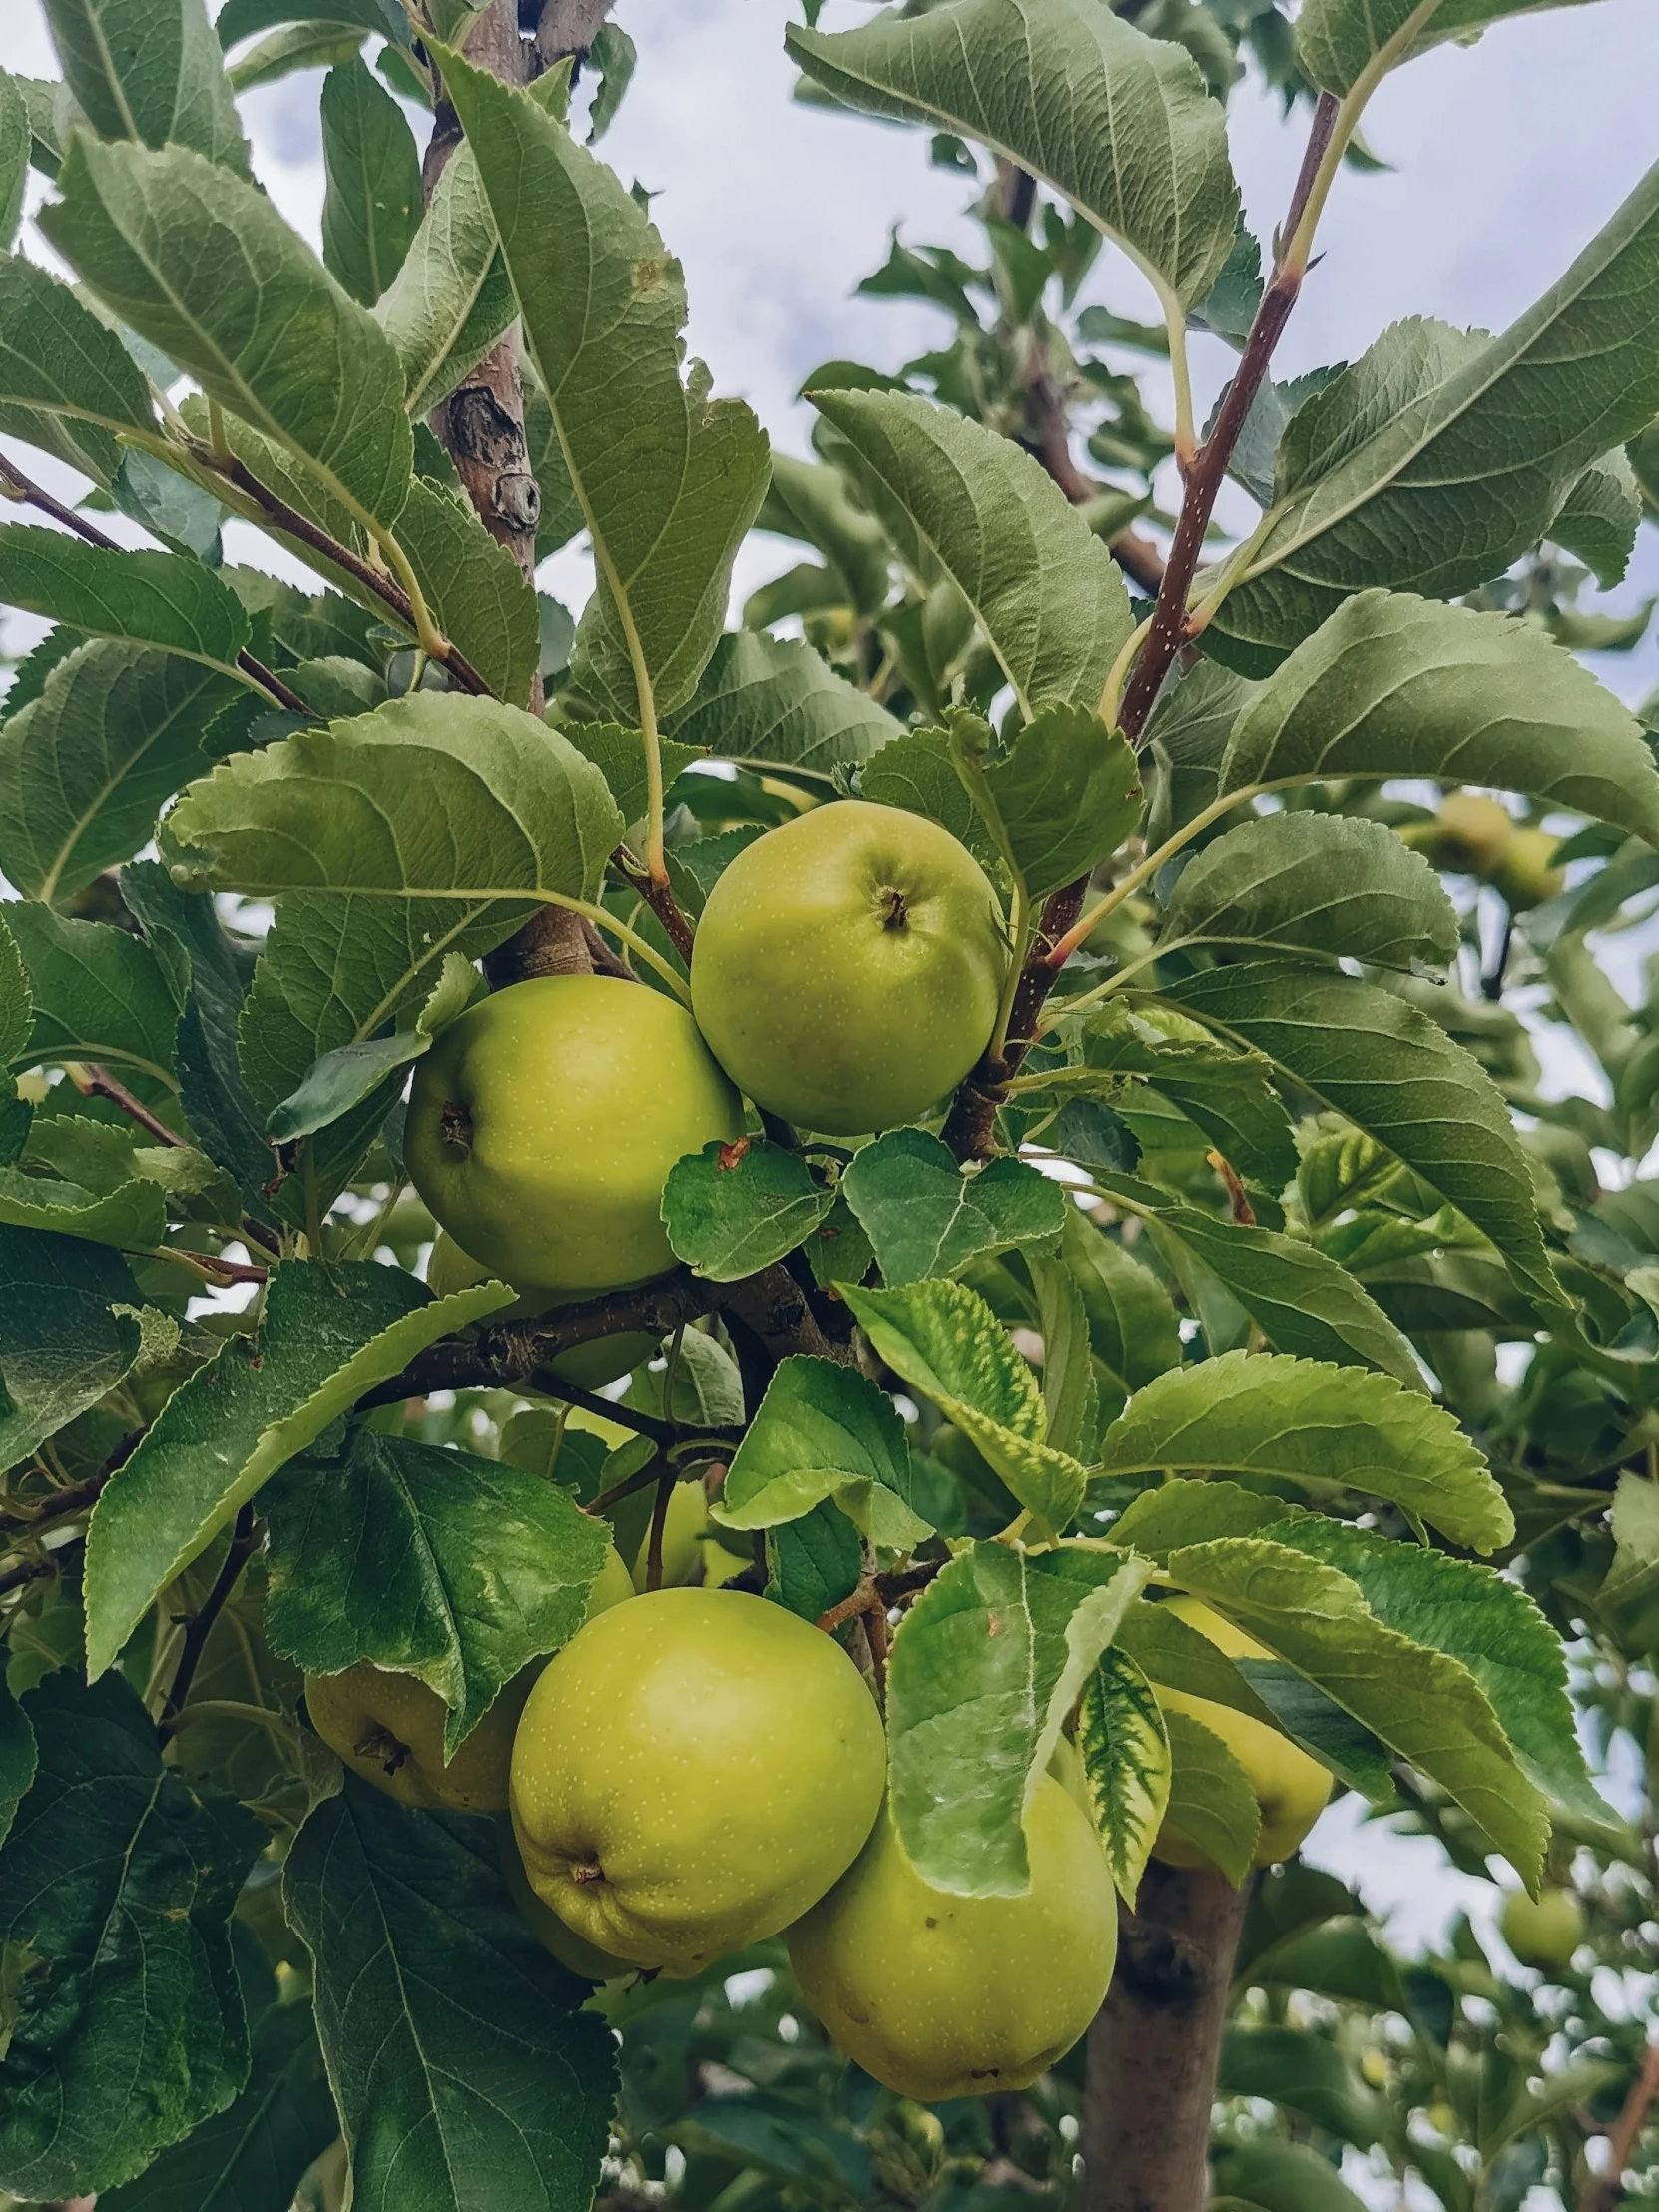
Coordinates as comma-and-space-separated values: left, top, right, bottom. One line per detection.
1218, 591, 1659, 846
0, 641, 247, 906
83, 1261, 514, 1678
265, 950, 482, 1145
320, 56, 421, 307
1551, 447, 1642, 588
1076, 1645, 1171, 1902
228, 22, 366, 92
1158, 812, 1458, 975
765, 1498, 863, 1622
1062, 1209, 1182, 1416
1144, 654, 1257, 846
843, 1276, 1087, 1534
664, 629, 902, 773
978, 703, 1141, 901
378, 137, 515, 417
1026, 1250, 1098, 1462
1259, 1515, 1611, 1824
1210, 155, 1659, 660
1066, 1000, 1297, 1193
841, 1126, 1067, 1288
0, 73, 31, 251
1159, 1705, 1260, 1885
788, 0, 1238, 313
0, 252, 157, 476
564, 722, 704, 830
0, 1226, 142, 1470
1161, 961, 1564, 1313
0, 1673, 263, 2202
857, 723, 999, 863
41, 138, 413, 541
394, 474, 541, 707
662, 1138, 835, 1281
887, 1540, 1152, 1895
0, 1163, 165, 1249
3, 903, 182, 1091
1096, 1348, 1511, 1552
716, 1354, 931, 1549
761, 451, 891, 617
42, 0, 251, 175
284, 1782, 618, 2212
0, 527, 253, 680
1296, 0, 1604, 94
1166, 1535, 1549, 1883
811, 388, 1132, 717
262, 1423, 607, 1755
437, 45, 769, 724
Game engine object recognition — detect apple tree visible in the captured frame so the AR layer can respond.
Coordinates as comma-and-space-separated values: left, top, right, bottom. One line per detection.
0, 0, 1656, 2208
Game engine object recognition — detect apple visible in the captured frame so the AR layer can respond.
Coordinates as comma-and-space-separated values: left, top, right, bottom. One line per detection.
1401, 792, 1514, 876
586, 1543, 636, 1621
425, 1229, 656, 1390
788, 1776, 1118, 2102
496, 1817, 637, 1983
1500, 1885, 1584, 1973
689, 800, 1007, 1135
1489, 827, 1564, 911
406, 975, 742, 1294
629, 1480, 709, 1591
510, 1587, 884, 1974
305, 1660, 536, 1814
1150, 1595, 1332, 1872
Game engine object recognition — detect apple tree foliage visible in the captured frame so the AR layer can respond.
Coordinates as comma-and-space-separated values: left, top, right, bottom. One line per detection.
0, 0, 1655, 2207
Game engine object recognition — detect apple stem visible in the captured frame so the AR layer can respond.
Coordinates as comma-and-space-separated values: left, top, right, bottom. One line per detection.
644, 1472, 675, 1591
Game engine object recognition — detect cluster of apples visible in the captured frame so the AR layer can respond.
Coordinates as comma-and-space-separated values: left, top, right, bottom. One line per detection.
303, 797, 1336, 2098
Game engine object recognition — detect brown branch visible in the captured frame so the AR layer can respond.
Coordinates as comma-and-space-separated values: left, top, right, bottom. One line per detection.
1081, 1864, 1255, 2212
534, 0, 618, 74
817, 1580, 882, 1635
68, 1061, 183, 1146
0, 1432, 142, 1539
0, 449, 310, 716
1578, 2040, 1659, 2212
720, 1264, 852, 1368
160, 1504, 260, 1724
587, 1453, 668, 1518
643, 1472, 674, 1591
613, 844, 697, 962
0, 1556, 57, 1601
169, 1248, 270, 1284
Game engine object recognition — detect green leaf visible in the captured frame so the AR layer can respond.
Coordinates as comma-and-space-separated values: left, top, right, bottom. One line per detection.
264, 949, 482, 1144
565, 721, 705, 828
1210, 155, 1659, 660
662, 1138, 835, 1282
393, 468, 541, 709
0, 642, 248, 906
0, 72, 30, 250
1166, 1535, 1550, 1883
377, 137, 514, 417
1218, 2027, 1385, 2149
1161, 961, 1565, 1313
41, 138, 413, 541
83, 1260, 514, 1678
978, 703, 1142, 901
1065, 999, 1297, 1193
0, 1673, 263, 2202
810, 387, 1133, 717
1062, 1210, 1182, 1416
436, 44, 769, 724
857, 724, 999, 865
1550, 448, 1642, 588
284, 1782, 618, 2212
0, 1226, 142, 1471
664, 630, 902, 773
715, 1354, 932, 1549
0, 527, 254, 678
1157, 812, 1458, 975
43, 0, 250, 175
1096, 1349, 1512, 1553
1076, 1645, 1171, 1903
97, 1969, 336, 2212
842, 1277, 1088, 1535
0, 1161, 165, 1249
0, 252, 158, 473
765, 1499, 863, 1622
1159, 1706, 1260, 1884
3, 903, 182, 1090
1260, 1515, 1611, 1824
0, 913, 30, 1072
228, 22, 366, 91
1026, 1250, 1099, 1462
788, 0, 1238, 314
319, 56, 421, 306
263, 1423, 607, 1756
1296, 0, 1604, 94
841, 1126, 1067, 1288
761, 450, 891, 618
886, 1540, 1152, 1895
1218, 591, 1659, 846
1212, 2140, 1371, 2212
164, 691, 624, 918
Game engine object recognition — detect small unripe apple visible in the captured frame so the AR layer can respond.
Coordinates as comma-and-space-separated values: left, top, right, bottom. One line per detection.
1423, 792, 1515, 875
510, 1588, 884, 1974
628, 1480, 709, 1591
305, 1660, 535, 1814
1500, 1885, 1584, 1972
689, 800, 1007, 1135
1489, 827, 1564, 911
788, 1777, 1119, 2102
585, 1544, 636, 1621
406, 975, 742, 1295
425, 1229, 656, 1390
1150, 1595, 1332, 1872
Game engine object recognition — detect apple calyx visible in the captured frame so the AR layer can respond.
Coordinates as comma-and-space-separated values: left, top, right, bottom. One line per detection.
438, 1099, 473, 1157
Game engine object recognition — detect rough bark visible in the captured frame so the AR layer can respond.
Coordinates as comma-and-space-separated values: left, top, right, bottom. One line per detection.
533, 0, 618, 72
1080, 1864, 1253, 2212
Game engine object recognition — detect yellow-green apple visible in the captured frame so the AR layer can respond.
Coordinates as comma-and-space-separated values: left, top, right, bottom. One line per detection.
1500, 1885, 1584, 1972
305, 1660, 535, 1814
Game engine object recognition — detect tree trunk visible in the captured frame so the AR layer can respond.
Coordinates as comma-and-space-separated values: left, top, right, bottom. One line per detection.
1079, 1864, 1253, 2212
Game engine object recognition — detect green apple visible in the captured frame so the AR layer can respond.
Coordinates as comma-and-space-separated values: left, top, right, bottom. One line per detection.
496, 1817, 636, 1983
425, 1230, 656, 1390
1489, 827, 1564, 911
1150, 1595, 1332, 1872
1500, 1885, 1584, 1973
689, 800, 1007, 1135
788, 1776, 1118, 2102
306, 1660, 535, 1814
628, 1480, 709, 1591
407, 975, 742, 1294
1401, 792, 1514, 875
585, 1544, 636, 1621
510, 1587, 884, 1974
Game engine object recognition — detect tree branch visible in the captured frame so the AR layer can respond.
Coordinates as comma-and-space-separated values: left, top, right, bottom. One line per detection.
719, 1264, 853, 1368
67, 1061, 183, 1146
160, 1504, 261, 1724
613, 844, 697, 962
1577, 2039, 1659, 2212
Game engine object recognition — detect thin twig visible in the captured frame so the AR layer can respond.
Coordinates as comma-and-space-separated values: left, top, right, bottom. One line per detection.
612, 845, 697, 962
817, 1581, 882, 1635
1577, 2040, 1659, 2212
150, 1247, 270, 1285
587, 1454, 669, 1519
0, 450, 310, 716
644, 1472, 674, 1591
161, 1505, 261, 1723
0, 1431, 143, 1539
0, 1557, 57, 1600
68, 1062, 184, 1146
